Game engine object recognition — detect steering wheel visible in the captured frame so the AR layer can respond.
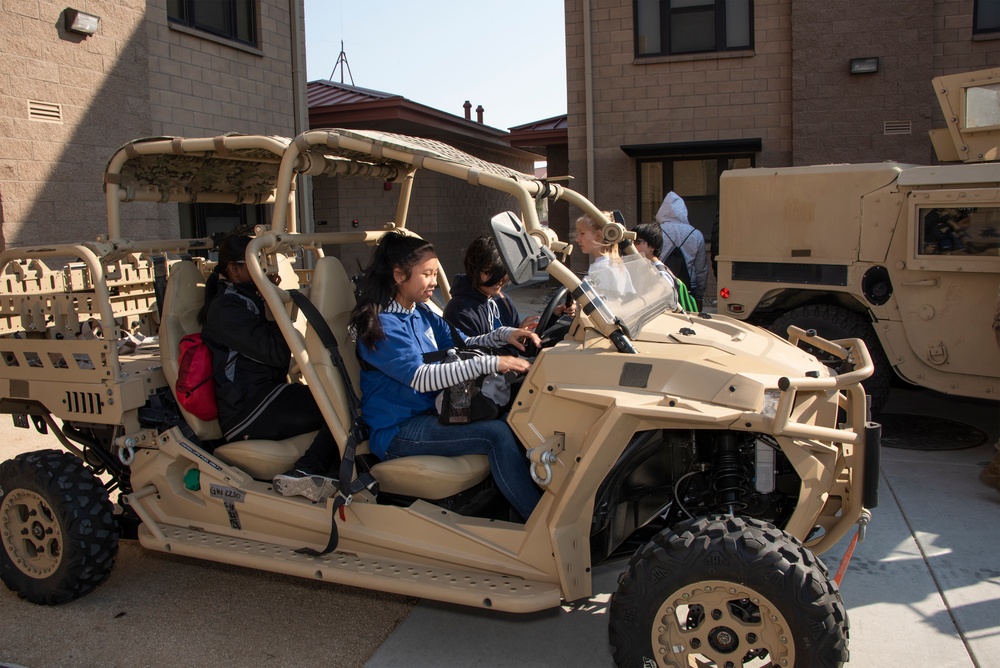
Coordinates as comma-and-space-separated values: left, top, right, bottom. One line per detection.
523, 286, 569, 357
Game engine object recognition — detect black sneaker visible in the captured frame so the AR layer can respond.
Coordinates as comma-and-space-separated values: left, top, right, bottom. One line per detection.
273, 469, 338, 502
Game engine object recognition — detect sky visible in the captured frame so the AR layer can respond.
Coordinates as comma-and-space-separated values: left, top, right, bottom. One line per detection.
302, 1, 568, 131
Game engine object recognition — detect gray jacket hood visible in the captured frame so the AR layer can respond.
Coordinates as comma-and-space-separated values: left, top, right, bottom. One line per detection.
654, 191, 689, 226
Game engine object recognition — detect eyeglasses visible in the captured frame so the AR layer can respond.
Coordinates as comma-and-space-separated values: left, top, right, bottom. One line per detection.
480, 268, 507, 287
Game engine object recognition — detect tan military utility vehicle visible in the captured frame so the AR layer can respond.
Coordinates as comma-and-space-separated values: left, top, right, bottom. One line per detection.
716, 68, 1000, 413
0, 129, 879, 667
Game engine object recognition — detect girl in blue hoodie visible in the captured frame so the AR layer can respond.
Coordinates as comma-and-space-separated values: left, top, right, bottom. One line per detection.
350, 232, 542, 521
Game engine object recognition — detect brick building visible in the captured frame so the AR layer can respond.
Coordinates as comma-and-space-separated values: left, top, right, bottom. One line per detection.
0, 0, 308, 248
563, 0, 1000, 267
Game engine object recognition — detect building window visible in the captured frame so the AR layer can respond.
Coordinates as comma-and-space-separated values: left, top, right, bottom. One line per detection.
638, 156, 753, 234
167, 0, 257, 47
635, 0, 753, 57
974, 0, 1000, 34
178, 203, 266, 247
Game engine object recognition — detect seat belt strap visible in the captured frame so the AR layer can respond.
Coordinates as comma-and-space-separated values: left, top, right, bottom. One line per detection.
288, 290, 377, 556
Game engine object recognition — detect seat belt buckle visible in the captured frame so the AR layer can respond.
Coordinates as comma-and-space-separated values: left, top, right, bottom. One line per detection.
349, 418, 369, 444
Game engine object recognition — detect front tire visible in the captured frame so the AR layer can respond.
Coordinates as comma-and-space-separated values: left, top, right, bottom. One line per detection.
609, 516, 849, 668
0, 449, 120, 605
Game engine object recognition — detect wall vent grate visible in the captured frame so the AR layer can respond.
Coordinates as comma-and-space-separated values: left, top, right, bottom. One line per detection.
883, 120, 912, 135
28, 100, 63, 123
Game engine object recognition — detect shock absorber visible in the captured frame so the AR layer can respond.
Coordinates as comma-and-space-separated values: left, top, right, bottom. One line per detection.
712, 433, 749, 514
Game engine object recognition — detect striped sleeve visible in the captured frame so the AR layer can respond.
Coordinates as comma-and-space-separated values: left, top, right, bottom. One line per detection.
466, 326, 515, 349
411, 354, 500, 393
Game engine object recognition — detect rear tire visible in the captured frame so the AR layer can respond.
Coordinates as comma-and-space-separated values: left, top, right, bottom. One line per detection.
771, 304, 891, 414
0, 449, 119, 605
609, 516, 849, 668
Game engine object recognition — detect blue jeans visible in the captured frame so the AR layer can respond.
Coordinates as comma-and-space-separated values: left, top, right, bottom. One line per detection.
386, 415, 541, 521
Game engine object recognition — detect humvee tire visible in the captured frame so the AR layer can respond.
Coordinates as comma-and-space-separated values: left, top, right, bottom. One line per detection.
609, 516, 849, 668
771, 304, 891, 414
0, 450, 119, 605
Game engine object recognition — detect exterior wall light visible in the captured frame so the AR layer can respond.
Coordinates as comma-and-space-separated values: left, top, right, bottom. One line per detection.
849, 57, 879, 75
65, 8, 100, 36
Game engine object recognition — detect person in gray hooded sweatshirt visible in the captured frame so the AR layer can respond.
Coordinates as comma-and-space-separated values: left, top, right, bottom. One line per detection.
655, 191, 709, 307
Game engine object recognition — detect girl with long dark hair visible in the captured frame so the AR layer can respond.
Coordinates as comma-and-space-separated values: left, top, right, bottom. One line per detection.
199, 235, 340, 502
349, 232, 542, 521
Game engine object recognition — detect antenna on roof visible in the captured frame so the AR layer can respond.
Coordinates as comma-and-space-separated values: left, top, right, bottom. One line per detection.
330, 40, 355, 85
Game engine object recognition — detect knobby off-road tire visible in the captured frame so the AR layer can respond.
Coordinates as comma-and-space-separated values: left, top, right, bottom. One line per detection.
771, 304, 891, 415
0, 449, 119, 605
609, 516, 849, 668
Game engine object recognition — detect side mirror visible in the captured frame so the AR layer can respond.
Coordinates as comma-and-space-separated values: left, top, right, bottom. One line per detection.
489, 211, 550, 285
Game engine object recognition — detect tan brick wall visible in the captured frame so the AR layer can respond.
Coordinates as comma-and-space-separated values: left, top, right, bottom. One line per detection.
0, 0, 152, 246
0, 0, 302, 248
791, 0, 936, 166
145, 0, 296, 137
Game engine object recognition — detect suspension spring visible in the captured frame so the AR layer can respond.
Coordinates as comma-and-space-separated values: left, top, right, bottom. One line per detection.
712, 433, 750, 513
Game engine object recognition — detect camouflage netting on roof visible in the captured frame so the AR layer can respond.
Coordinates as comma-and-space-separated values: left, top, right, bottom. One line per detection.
110, 136, 290, 200
323, 129, 538, 182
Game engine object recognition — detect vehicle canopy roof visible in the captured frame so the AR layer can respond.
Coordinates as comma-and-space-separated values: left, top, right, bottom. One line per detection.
103, 129, 547, 240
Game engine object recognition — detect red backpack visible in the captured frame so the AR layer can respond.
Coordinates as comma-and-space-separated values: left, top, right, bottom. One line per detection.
176, 333, 218, 420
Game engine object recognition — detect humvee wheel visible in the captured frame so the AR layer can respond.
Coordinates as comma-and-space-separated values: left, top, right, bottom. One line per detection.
609, 516, 848, 668
771, 304, 891, 414
0, 449, 119, 605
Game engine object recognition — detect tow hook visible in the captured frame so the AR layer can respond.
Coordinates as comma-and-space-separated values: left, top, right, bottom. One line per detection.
527, 448, 558, 486
117, 436, 136, 466
527, 433, 565, 486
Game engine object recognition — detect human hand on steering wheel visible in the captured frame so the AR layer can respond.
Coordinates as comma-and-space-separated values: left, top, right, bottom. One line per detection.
505, 327, 542, 353
554, 298, 577, 319
521, 287, 573, 357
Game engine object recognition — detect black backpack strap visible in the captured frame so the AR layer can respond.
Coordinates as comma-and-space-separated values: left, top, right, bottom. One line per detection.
665, 227, 695, 256
288, 289, 378, 556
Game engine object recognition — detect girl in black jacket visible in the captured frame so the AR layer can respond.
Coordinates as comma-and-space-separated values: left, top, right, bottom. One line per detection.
444, 234, 575, 338
199, 235, 339, 502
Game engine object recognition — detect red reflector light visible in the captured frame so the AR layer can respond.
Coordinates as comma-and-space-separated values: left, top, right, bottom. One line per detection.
728, 304, 745, 314
719, 287, 730, 299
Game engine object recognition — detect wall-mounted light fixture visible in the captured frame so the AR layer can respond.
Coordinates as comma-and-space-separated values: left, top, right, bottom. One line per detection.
849, 57, 879, 75
64, 8, 100, 36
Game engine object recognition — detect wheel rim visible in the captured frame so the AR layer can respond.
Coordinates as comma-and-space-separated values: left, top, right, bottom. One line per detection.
1, 489, 63, 577
650, 579, 794, 668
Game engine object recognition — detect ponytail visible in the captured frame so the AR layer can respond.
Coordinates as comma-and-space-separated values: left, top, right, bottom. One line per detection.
197, 235, 252, 325
349, 232, 435, 349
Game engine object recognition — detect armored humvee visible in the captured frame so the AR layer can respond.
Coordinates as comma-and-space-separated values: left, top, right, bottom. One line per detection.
716, 68, 1000, 412
0, 129, 878, 667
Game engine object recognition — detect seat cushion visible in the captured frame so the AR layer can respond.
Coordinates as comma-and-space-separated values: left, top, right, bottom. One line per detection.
213, 431, 316, 480
371, 454, 490, 500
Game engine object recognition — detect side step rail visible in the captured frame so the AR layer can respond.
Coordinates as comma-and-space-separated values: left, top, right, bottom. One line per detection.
137, 523, 561, 613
